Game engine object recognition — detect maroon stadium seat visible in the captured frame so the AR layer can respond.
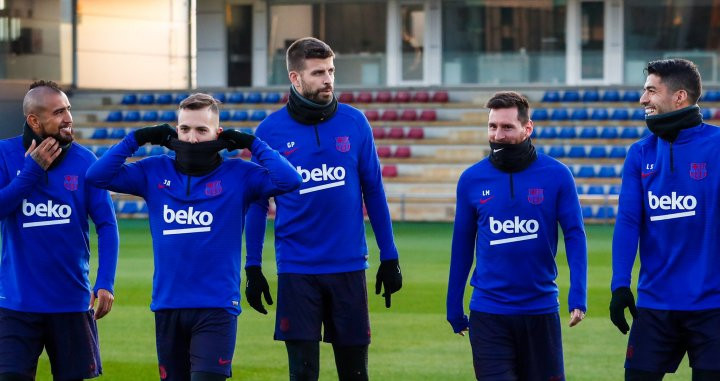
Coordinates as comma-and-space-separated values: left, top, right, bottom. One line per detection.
394, 146, 411, 158
381, 165, 398, 177
381, 110, 398, 121
400, 109, 417, 121
714, 109, 720, 120
394, 91, 411, 103
420, 109, 437, 121
357, 92, 373, 103
280, 93, 289, 103
388, 127, 405, 139
412, 91, 430, 103
338, 92, 355, 103
376, 91, 392, 103
364, 110, 379, 121
372, 127, 386, 140
376, 146, 392, 158
407, 127, 424, 139
432, 91, 449, 103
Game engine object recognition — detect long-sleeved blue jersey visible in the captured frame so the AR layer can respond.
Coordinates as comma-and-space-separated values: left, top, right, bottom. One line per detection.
244, 104, 398, 274
447, 154, 587, 333
0, 136, 119, 313
86, 133, 301, 315
612, 123, 720, 310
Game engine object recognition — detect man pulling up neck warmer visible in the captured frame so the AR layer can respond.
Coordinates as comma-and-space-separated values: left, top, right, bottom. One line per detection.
85, 93, 301, 381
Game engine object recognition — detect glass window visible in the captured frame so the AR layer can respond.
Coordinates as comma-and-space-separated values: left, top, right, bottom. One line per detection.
441, 0, 566, 85
625, 0, 720, 85
267, 2, 387, 86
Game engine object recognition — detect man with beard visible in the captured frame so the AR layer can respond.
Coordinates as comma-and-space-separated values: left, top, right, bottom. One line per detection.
244, 37, 402, 381
0, 80, 119, 381
611, 59, 720, 380
446, 91, 587, 380
85, 93, 301, 381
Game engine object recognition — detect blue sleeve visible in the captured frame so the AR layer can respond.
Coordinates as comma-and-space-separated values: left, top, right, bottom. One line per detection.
446, 173, 476, 333
356, 118, 399, 261
244, 199, 269, 268
556, 165, 588, 312
86, 173, 119, 295
85, 133, 148, 197
0, 155, 45, 219
611, 144, 642, 291
242, 138, 301, 202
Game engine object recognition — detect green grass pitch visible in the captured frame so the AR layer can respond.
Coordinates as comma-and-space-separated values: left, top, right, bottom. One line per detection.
33, 220, 691, 380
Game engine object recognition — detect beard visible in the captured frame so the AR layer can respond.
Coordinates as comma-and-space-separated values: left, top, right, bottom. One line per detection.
46, 122, 74, 146
299, 80, 333, 104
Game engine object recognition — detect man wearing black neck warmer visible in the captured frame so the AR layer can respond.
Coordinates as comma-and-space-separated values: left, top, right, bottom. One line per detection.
86, 93, 301, 381
447, 91, 587, 381
612, 59, 720, 381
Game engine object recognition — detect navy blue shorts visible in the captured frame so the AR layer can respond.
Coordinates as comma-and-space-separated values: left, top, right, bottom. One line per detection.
468, 311, 564, 381
0, 307, 101, 380
275, 270, 370, 346
155, 308, 237, 380
625, 308, 720, 373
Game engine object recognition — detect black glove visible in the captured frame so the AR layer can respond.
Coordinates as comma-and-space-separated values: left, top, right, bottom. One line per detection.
609, 287, 638, 334
375, 259, 402, 308
219, 129, 256, 151
133, 124, 176, 147
245, 266, 273, 314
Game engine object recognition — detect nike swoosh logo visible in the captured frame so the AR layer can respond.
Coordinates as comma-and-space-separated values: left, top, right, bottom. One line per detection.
641, 171, 655, 178
479, 196, 494, 204
218, 358, 232, 365
283, 148, 298, 156
493, 148, 503, 153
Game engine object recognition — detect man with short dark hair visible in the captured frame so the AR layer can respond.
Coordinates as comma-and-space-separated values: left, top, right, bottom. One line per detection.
611, 58, 720, 380
447, 91, 587, 380
0, 80, 119, 381
86, 93, 301, 381
244, 37, 402, 381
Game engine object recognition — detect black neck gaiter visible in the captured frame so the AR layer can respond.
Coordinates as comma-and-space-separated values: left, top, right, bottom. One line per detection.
286, 85, 338, 125
488, 138, 538, 173
167, 138, 227, 176
645, 105, 703, 142
22, 122, 71, 170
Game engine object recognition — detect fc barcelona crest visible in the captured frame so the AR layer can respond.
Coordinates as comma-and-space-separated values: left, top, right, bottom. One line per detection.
64, 175, 78, 191
205, 180, 223, 196
335, 136, 350, 152
690, 163, 707, 180
528, 188, 544, 205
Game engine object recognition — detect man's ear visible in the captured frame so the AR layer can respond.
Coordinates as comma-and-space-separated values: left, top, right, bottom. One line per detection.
289, 71, 301, 88
216, 126, 223, 137
26, 114, 40, 130
675, 89, 689, 106
524, 120, 534, 139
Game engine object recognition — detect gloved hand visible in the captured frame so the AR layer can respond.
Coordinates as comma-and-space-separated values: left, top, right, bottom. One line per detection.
219, 129, 256, 151
133, 123, 176, 147
609, 287, 638, 334
375, 259, 402, 308
245, 266, 273, 314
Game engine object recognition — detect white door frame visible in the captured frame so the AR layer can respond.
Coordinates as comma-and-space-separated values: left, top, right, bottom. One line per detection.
387, 0, 440, 86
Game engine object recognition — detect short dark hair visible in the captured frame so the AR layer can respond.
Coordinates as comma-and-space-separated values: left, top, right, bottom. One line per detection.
286, 37, 335, 73
645, 58, 702, 104
485, 91, 530, 124
178, 93, 221, 115
29, 80, 62, 93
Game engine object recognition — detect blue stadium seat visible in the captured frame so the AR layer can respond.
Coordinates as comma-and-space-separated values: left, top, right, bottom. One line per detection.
149, 146, 166, 156
620, 127, 640, 139
579, 127, 598, 139
535, 146, 546, 155
576, 185, 585, 195
133, 146, 148, 157
159, 110, 177, 122
139, 202, 148, 214
264, 93, 281, 103
611, 109, 630, 120
598, 166, 617, 178
576, 166, 595, 178
219, 110, 231, 122
142, 111, 159, 122
587, 185, 604, 195
600, 127, 619, 139
106, 111, 123, 122
95, 146, 109, 157
538, 127, 558, 139
567, 146, 586, 158
113, 201, 121, 213
124, 111, 140, 122
582, 90, 600, 102
121, 94, 137, 105
588, 146, 607, 158
90, 128, 108, 139
596, 206, 615, 219
571, 108, 588, 120
542, 91, 560, 103
532, 108, 549, 121
562, 91, 581, 102
602, 90, 620, 102
241, 128, 254, 134
582, 206, 593, 219
609, 146, 627, 158
250, 110, 267, 121
212, 93, 227, 103
232, 110, 249, 121
609, 185, 622, 195
558, 127, 577, 139
138, 94, 155, 105
121, 202, 139, 214
548, 146, 566, 158
228, 92, 245, 104
590, 108, 609, 121
550, 108, 569, 121
156, 93, 173, 105
622, 90, 641, 103
631, 108, 646, 120
702, 108, 712, 120
175, 93, 189, 104
109, 129, 126, 139
530, 129, 538, 139
703, 90, 720, 102
246, 92, 263, 104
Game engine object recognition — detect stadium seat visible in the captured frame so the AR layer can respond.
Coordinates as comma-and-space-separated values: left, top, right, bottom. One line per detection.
588, 146, 607, 158
338, 93, 355, 103
432, 91, 449, 103
609, 185, 622, 195
250, 110, 267, 121
160, 110, 177, 122
219, 110, 231, 122
713, 110, 720, 120
548, 146, 566, 158
419, 110, 437, 121
394, 91, 411, 103
609, 146, 627, 158
412, 91, 430, 103
149, 146, 166, 156
587, 185, 604, 195
139, 202, 148, 214
246, 92, 262, 103
280, 93, 289, 103
90, 128, 108, 140
600, 127, 619, 139
611, 109, 630, 121
571, 108, 588, 120
124, 111, 140, 122
231, 110, 248, 121
357, 92, 373, 103
590, 108, 609, 121
110, 129, 126, 139
241, 128, 254, 135
620, 127, 640, 139
381, 110, 398, 121
542, 91, 560, 103
228, 92, 245, 104
596, 206, 615, 219
701, 108, 712, 120
558, 127, 577, 139
372, 127, 386, 140
407, 127, 424, 139
579, 127, 598, 139
142, 111, 159, 122
622, 90, 641, 103
581, 206, 593, 219
394, 146, 411, 158
264, 93, 281, 103
576, 166, 595, 177
376, 91, 392, 103
576, 185, 585, 195
531, 108, 549, 121
388, 127, 405, 139
376, 146, 391, 158
121, 202, 139, 215
381, 165, 398, 177
174, 93, 189, 104
598, 166, 617, 178
156, 93, 173, 105
704, 90, 720, 102
562, 91, 581, 102
602, 90, 620, 102
121, 94, 137, 105
139, 94, 155, 105
400, 109, 417, 121
567, 146, 586, 158
550, 109, 569, 121
538, 127, 558, 139
133, 146, 148, 157
631, 108, 646, 120
582, 90, 600, 102
535, 146, 546, 155
106, 111, 123, 122
364, 110, 379, 121
212, 93, 227, 103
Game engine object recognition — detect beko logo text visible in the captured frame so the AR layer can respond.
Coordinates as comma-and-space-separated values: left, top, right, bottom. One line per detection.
22, 199, 72, 227
489, 216, 539, 245
162, 204, 213, 235
296, 164, 346, 194
648, 191, 696, 221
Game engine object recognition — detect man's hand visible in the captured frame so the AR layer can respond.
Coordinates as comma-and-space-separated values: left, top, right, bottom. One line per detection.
245, 266, 273, 314
133, 124, 176, 146
375, 259, 402, 308
90, 289, 114, 320
569, 309, 585, 327
26, 138, 62, 170
609, 287, 638, 334
218, 129, 256, 151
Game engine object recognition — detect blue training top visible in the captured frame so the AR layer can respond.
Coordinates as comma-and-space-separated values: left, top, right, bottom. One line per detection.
0, 136, 119, 313
244, 104, 399, 274
86, 133, 301, 315
612, 123, 720, 310
447, 153, 587, 333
